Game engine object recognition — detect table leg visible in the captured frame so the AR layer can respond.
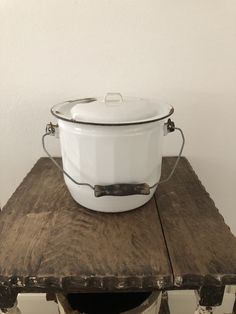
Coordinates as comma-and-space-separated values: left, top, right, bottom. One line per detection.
0, 288, 19, 313
1, 301, 21, 314
194, 286, 225, 314
194, 305, 213, 314
159, 291, 170, 314
232, 293, 236, 314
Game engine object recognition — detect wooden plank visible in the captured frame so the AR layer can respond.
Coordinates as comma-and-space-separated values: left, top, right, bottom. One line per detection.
156, 157, 236, 287
0, 158, 172, 292
0, 159, 59, 282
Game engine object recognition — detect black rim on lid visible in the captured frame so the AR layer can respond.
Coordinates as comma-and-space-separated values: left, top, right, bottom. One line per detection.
51, 97, 174, 126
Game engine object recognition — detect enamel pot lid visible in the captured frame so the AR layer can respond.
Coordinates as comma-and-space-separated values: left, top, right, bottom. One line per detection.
51, 92, 174, 126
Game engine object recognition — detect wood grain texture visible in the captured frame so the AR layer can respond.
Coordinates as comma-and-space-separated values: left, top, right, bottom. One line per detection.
0, 158, 172, 292
156, 157, 236, 288
1, 156, 236, 295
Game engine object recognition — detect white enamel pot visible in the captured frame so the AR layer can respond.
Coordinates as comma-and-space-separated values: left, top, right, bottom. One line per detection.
42, 93, 185, 213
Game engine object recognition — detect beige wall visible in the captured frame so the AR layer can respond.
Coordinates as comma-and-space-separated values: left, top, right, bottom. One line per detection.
1, 0, 236, 234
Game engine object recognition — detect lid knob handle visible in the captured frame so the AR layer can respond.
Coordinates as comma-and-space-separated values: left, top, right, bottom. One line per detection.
104, 92, 123, 104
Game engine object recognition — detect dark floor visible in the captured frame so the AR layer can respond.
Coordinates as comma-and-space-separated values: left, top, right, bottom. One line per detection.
61, 291, 170, 314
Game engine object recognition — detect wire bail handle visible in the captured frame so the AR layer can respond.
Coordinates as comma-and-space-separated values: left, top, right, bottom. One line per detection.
42, 118, 185, 195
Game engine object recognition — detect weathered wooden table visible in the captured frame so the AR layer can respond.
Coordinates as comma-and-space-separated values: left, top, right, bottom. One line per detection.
0, 157, 236, 313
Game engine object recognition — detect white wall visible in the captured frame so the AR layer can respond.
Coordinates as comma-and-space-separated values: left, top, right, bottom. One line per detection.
1, 0, 236, 234
168, 290, 235, 314
0, 294, 58, 314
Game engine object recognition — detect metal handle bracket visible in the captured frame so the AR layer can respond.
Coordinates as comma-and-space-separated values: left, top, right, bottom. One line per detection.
46, 122, 59, 138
